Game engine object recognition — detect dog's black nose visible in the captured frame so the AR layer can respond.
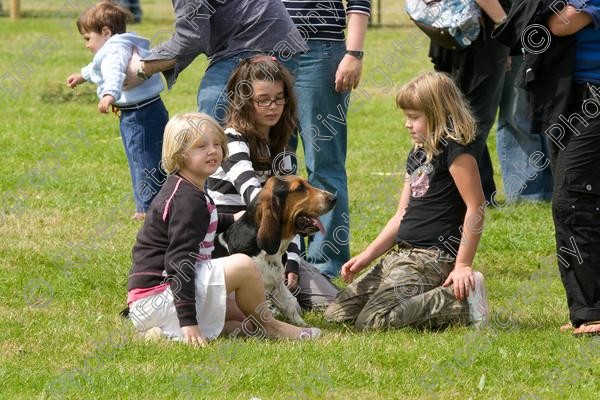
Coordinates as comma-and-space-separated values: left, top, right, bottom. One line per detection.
329, 193, 337, 206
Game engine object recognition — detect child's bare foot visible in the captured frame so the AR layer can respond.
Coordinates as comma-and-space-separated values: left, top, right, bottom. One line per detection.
266, 320, 321, 340
132, 212, 145, 221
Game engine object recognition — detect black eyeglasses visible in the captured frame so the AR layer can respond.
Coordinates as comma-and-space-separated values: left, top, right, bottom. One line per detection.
253, 97, 288, 107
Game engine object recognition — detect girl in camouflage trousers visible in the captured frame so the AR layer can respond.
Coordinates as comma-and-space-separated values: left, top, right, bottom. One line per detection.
325, 72, 488, 330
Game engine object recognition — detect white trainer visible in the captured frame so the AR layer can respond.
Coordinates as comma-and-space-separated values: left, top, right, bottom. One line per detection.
467, 271, 489, 328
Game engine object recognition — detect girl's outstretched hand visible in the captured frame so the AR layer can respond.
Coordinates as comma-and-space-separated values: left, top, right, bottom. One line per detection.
341, 253, 370, 283
442, 264, 474, 301
181, 325, 208, 347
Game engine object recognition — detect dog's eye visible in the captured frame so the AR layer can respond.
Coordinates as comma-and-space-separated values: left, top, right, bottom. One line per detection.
292, 183, 306, 192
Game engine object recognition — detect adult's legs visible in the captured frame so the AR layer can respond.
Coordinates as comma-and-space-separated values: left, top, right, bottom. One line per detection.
293, 40, 350, 278
459, 41, 509, 202
197, 53, 253, 125
496, 55, 553, 201
119, 0, 142, 23
198, 52, 299, 125
295, 260, 339, 310
551, 97, 600, 327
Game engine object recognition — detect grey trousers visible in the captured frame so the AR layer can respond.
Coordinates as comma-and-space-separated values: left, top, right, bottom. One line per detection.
324, 247, 469, 330
296, 261, 339, 310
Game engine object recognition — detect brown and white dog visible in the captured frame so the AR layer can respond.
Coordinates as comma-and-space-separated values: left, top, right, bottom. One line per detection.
219, 175, 336, 326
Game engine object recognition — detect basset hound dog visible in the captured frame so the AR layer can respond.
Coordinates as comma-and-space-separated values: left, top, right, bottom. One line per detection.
219, 175, 336, 325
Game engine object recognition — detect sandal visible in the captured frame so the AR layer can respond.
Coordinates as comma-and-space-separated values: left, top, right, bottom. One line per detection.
573, 321, 600, 336
559, 322, 574, 332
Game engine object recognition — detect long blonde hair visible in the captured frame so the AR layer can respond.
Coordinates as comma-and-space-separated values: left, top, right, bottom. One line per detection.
396, 72, 476, 162
161, 113, 228, 175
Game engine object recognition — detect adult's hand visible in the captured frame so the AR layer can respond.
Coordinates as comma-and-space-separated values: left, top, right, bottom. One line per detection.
334, 54, 363, 93
122, 47, 144, 90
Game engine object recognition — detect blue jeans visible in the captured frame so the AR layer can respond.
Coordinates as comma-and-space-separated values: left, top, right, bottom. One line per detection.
291, 40, 350, 278
119, 99, 168, 212
119, 0, 142, 23
197, 52, 299, 124
496, 55, 553, 201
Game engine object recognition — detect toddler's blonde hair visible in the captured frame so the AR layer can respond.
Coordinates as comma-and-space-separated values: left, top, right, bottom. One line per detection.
161, 113, 228, 175
396, 72, 476, 162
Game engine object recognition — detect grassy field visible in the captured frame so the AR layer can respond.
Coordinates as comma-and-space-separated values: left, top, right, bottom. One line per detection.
1, 2, 599, 399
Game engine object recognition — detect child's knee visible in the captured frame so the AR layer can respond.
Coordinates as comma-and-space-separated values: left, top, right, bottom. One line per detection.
323, 301, 358, 323
228, 253, 253, 266
230, 254, 260, 278
354, 313, 374, 331
323, 304, 343, 322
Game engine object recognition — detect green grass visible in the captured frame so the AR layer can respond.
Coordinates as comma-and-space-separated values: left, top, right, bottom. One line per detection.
2, 3, 600, 399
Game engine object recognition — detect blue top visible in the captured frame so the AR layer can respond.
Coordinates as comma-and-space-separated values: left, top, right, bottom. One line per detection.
82, 33, 164, 106
570, 0, 600, 83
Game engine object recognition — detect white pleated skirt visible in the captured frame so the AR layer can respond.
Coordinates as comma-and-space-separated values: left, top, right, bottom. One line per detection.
129, 258, 227, 340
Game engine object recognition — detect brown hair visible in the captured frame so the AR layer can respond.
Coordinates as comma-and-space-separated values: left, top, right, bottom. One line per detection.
396, 72, 476, 162
225, 55, 297, 171
76, 1, 132, 35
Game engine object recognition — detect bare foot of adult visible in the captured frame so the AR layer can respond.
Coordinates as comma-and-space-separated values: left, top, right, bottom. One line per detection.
573, 321, 600, 336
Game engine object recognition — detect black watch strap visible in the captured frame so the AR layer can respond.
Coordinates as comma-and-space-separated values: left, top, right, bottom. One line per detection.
345, 50, 364, 60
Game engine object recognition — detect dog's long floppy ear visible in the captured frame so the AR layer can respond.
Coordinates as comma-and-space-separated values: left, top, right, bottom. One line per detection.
256, 182, 284, 255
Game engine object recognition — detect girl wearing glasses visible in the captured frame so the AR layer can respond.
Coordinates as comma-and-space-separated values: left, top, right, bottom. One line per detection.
208, 55, 339, 311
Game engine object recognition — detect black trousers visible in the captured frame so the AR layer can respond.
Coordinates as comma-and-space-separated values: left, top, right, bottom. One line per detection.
450, 39, 510, 202
550, 85, 600, 326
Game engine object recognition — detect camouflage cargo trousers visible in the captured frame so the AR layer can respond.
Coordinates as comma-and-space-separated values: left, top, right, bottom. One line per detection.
324, 245, 469, 330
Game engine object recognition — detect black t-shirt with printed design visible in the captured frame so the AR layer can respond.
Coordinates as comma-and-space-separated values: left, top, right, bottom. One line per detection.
396, 140, 475, 255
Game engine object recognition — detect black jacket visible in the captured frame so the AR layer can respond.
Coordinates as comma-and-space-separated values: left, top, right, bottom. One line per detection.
428, 1, 511, 97
493, 0, 576, 131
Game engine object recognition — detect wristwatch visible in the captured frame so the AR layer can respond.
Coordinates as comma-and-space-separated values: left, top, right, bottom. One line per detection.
136, 61, 151, 80
345, 50, 364, 60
